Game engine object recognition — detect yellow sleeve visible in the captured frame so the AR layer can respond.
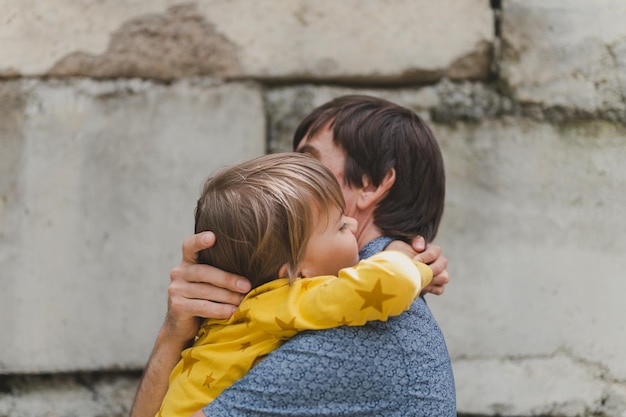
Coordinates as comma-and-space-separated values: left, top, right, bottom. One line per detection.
250, 251, 432, 334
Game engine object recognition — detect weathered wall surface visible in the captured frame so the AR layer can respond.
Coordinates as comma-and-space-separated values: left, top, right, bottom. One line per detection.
1, 0, 625, 416
0, 0, 492, 82
0, 79, 265, 374
501, 0, 626, 121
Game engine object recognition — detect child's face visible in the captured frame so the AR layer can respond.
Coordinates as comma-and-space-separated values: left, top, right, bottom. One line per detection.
298, 206, 360, 278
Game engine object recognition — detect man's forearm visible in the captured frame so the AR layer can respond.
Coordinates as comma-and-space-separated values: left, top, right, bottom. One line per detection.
130, 327, 191, 417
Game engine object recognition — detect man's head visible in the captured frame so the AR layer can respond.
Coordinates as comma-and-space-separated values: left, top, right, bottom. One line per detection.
293, 95, 445, 243
195, 153, 358, 289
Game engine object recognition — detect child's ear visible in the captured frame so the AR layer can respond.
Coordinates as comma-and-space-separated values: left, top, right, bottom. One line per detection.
356, 168, 396, 210
278, 263, 290, 278
280, 263, 305, 280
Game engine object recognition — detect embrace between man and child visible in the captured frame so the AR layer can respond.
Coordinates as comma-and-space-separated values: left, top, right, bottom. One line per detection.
132, 95, 456, 417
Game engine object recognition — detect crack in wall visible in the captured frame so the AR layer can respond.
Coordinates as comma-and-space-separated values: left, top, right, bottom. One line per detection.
454, 346, 626, 386
489, 0, 502, 81
606, 42, 626, 107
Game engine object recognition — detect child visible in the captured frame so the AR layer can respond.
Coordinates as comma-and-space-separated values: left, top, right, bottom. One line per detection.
157, 152, 432, 417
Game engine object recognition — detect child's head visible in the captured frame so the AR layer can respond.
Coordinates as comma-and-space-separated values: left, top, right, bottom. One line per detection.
195, 153, 359, 289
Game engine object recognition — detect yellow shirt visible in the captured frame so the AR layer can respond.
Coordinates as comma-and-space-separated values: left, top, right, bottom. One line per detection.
157, 251, 432, 417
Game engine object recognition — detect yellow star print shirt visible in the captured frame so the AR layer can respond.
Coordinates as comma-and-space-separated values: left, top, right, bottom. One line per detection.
157, 251, 432, 417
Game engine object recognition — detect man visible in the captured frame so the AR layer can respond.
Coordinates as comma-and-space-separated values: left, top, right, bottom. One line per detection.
131, 95, 455, 416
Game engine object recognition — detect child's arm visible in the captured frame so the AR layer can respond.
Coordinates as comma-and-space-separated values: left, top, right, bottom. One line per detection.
253, 251, 431, 333
296, 250, 431, 327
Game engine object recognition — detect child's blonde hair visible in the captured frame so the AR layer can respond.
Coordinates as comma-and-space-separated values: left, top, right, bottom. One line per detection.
195, 152, 345, 289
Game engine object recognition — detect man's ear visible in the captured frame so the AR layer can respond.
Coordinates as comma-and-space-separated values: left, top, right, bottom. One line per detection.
356, 168, 396, 210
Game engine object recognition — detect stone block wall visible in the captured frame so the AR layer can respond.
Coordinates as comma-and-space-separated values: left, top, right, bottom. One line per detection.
1, 1, 625, 416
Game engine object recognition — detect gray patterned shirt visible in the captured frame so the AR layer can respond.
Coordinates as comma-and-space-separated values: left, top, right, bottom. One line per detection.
203, 237, 456, 416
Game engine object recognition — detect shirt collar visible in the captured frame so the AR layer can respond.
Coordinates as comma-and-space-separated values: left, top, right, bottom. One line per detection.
359, 236, 394, 260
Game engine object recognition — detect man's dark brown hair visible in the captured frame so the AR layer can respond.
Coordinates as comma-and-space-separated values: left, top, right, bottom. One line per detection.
293, 95, 445, 243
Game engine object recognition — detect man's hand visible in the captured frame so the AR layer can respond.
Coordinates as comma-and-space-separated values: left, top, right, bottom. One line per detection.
130, 232, 252, 417
166, 231, 252, 342
410, 237, 449, 296
386, 237, 450, 296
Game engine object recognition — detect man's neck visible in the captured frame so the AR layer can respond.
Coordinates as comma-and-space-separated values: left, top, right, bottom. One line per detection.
356, 221, 383, 251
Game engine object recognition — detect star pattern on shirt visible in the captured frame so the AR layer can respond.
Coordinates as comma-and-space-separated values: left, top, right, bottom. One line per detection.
234, 306, 251, 327
182, 353, 199, 376
355, 278, 396, 313
338, 316, 353, 326
275, 316, 298, 331
203, 373, 216, 388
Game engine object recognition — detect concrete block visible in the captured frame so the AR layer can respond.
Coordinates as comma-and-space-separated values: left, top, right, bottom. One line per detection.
0, 373, 139, 417
453, 354, 626, 416
0, 0, 494, 82
428, 118, 626, 416
0, 79, 265, 373
501, 0, 626, 117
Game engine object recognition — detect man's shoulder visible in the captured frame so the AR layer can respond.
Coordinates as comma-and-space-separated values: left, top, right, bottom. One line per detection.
275, 297, 439, 353
204, 298, 456, 416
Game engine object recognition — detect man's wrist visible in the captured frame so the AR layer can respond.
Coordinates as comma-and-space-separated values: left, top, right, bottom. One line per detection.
159, 318, 197, 350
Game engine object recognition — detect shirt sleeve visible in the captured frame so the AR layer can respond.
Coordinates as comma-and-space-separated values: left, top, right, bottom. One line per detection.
249, 250, 432, 334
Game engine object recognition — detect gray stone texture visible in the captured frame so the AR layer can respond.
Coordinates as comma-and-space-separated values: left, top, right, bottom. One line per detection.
431, 118, 626, 417
266, 86, 626, 416
266, 82, 509, 152
0, 79, 265, 373
0, 0, 494, 82
0, 373, 139, 417
2, 0, 626, 416
48, 4, 241, 80
501, 0, 626, 120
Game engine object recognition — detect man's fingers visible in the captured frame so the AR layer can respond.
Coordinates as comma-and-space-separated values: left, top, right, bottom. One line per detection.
431, 270, 450, 287
421, 263, 450, 296
196, 300, 239, 319
168, 262, 251, 320
167, 282, 241, 325
426, 252, 448, 278
421, 283, 445, 296
183, 298, 239, 320
411, 235, 426, 253
416, 242, 449, 296
385, 240, 417, 257
170, 262, 251, 294
171, 279, 245, 307
181, 232, 217, 263
414, 243, 442, 265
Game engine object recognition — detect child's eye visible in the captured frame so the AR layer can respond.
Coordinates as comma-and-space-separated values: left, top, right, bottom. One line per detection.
339, 222, 347, 231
